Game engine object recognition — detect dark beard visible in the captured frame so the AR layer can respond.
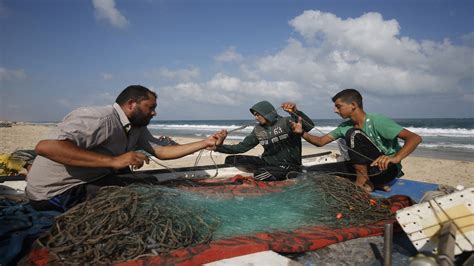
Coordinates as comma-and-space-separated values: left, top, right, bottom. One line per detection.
129, 108, 151, 127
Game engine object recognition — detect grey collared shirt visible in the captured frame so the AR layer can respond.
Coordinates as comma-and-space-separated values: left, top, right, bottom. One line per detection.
26, 103, 160, 201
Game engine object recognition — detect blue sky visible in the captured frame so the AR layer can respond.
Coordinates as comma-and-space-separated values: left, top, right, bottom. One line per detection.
1, 0, 473, 121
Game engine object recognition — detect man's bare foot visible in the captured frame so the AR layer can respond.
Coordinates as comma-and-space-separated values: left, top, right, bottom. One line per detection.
375, 184, 391, 192
356, 180, 374, 192
355, 177, 370, 191
361, 183, 374, 192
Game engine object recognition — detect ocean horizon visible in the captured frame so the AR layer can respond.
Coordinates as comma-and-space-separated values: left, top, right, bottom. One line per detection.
29, 117, 474, 162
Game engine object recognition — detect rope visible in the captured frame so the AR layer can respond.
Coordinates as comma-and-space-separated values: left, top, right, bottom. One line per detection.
193, 150, 219, 178
192, 107, 283, 175
193, 121, 258, 172
131, 150, 179, 180
428, 198, 473, 248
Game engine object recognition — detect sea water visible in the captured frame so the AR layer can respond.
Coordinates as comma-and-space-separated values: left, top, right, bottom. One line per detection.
146, 118, 474, 161
33, 118, 474, 161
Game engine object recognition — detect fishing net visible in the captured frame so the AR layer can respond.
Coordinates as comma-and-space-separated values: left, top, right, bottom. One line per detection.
39, 173, 394, 264
39, 185, 219, 265
172, 173, 393, 238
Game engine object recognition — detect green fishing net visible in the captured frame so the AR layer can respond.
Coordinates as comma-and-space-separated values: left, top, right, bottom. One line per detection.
40, 173, 393, 264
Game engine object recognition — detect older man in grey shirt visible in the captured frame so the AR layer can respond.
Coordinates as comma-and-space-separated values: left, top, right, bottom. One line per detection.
27, 85, 221, 211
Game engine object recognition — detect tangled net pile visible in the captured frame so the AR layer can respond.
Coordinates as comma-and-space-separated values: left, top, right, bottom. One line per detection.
39, 185, 219, 265
314, 173, 393, 227
39, 174, 393, 264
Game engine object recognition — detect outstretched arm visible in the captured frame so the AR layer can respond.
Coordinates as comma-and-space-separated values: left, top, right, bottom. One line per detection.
371, 129, 422, 170
153, 131, 222, 160
290, 117, 334, 147
35, 139, 149, 170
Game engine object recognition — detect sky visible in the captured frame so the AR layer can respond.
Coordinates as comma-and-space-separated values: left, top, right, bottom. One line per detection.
1, 0, 473, 122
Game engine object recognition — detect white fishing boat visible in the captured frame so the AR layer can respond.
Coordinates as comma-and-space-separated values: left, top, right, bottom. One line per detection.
0, 151, 343, 197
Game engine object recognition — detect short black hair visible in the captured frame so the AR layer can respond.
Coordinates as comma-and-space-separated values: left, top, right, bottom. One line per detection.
115, 85, 157, 105
332, 88, 363, 108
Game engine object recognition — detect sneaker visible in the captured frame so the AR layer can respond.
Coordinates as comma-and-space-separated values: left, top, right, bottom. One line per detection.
285, 171, 299, 179
254, 170, 276, 181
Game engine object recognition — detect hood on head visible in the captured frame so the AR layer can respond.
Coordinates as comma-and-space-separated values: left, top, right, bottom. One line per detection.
249, 101, 278, 123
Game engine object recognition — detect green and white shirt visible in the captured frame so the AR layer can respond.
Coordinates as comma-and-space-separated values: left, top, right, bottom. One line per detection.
329, 113, 404, 175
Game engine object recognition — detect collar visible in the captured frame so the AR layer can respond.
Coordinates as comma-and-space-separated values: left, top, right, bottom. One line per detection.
113, 103, 132, 132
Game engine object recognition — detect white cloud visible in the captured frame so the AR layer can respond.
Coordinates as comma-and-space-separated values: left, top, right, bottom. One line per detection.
239, 64, 260, 80
154, 67, 200, 82
100, 72, 113, 80
161, 10, 473, 114
92, 0, 129, 29
0, 67, 26, 81
162, 73, 302, 106
214, 46, 243, 63
255, 10, 474, 96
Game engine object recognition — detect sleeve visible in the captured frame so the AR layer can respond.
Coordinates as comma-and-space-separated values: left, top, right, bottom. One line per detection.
54, 108, 112, 148
374, 115, 404, 140
328, 125, 344, 140
290, 110, 314, 132
215, 133, 259, 154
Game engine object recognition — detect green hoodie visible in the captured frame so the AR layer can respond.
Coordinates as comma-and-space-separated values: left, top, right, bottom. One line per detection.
216, 101, 314, 167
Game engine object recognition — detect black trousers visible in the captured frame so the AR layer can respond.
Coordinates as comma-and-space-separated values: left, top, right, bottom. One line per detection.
29, 171, 158, 212
224, 155, 300, 181
307, 128, 399, 186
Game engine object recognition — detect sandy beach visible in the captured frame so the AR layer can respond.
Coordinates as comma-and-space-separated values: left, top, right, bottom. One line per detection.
1, 124, 472, 188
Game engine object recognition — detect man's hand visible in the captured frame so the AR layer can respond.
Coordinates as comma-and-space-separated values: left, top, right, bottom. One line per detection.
215, 129, 227, 146
290, 117, 304, 135
112, 151, 149, 170
370, 155, 400, 171
281, 102, 297, 113
205, 130, 227, 151
201, 129, 225, 150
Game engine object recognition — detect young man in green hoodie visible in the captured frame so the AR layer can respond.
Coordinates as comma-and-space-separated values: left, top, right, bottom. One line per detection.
213, 101, 314, 181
